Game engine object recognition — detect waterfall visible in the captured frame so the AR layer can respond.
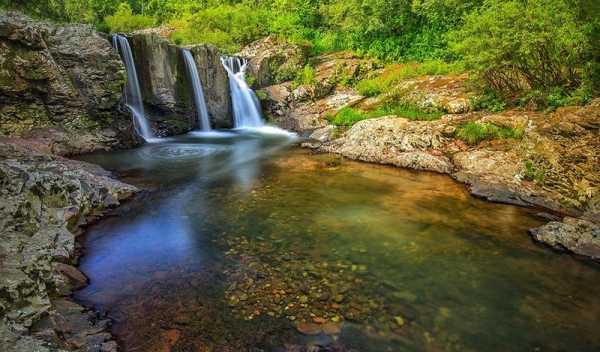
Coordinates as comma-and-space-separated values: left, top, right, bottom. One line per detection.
112, 34, 154, 141
220, 56, 264, 128
182, 49, 211, 131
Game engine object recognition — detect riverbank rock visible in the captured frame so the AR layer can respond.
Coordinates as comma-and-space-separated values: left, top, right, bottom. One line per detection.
530, 218, 600, 260
0, 11, 136, 154
0, 140, 138, 351
260, 51, 374, 133
239, 36, 309, 88
128, 33, 233, 133
318, 116, 453, 173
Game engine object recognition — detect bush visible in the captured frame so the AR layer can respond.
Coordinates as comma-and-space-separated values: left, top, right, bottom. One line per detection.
105, 3, 154, 33
470, 91, 506, 112
293, 64, 316, 87
450, 0, 592, 97
455, 121, 524, 145
168, 4, 269, 53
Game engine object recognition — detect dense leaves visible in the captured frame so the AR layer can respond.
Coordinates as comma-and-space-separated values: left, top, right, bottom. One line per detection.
2, 0, 597, 101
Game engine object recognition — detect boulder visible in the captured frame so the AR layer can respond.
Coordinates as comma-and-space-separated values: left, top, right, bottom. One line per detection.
530, 217, 600, 260
318, 117, 453, 174
238, 36, 308, 87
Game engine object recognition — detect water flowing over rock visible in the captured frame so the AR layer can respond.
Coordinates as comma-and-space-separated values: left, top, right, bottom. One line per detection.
0, 11, 136, 154
182, 49, 211, 131
112, 34, 155, 141
0, 140, 138, 351
221, 56, 265, 128
128, 32, 233, 133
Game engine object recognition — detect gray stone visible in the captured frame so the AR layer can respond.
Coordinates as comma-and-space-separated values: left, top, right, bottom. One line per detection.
530, 217, 600, 260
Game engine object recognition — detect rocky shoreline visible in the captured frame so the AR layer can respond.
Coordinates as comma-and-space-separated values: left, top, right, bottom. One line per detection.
0, 139, 138, 351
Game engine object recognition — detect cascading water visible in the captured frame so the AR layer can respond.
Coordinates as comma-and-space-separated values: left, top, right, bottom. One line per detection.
182, 49, 211, 131
221, 56, 264, 128
112, 34, 154, 141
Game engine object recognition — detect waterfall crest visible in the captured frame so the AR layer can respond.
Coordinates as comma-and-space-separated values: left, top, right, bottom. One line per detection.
182, 49, 211, 131
220, 56, 264, 128
112, 34, 154, 141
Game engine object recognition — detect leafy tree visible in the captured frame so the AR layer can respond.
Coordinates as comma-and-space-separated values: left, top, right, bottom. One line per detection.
105, 2, 154, 33
449, 0, 592, 96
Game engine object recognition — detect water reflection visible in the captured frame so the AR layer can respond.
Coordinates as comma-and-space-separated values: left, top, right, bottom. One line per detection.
74, 135, 600, 352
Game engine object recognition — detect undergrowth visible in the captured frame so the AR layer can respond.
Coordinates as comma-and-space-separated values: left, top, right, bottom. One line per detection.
455, 122, 524, 145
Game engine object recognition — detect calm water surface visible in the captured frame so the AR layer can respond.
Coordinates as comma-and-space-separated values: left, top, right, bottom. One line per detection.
74, 131, 600, 352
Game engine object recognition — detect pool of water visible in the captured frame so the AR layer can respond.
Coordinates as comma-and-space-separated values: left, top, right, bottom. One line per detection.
74, 131, 600, 352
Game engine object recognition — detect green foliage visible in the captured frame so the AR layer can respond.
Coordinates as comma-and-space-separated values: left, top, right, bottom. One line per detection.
371, 102, 445, 121
524, 160, 546, 184
330, 101, 444, 126
355, 60, 464, 97
329, 108, 369, 126
105, 3, 154, 33
450, 0, 593, 97
255, 89, 268, 100
469, 91, 506, 112
6, 0, 597, 105
293, 64, 316, 87
518, 84, 594, 110
356, 79, 384, 97
169, 4, 269, 53
455, 121, 524, 145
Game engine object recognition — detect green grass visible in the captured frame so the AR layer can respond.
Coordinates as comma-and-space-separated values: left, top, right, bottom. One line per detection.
355, 60, 466, 97
329, 103, 444, 126
370, 103, 445, 121
455, 122, 524, 145
329, 108, 370, 126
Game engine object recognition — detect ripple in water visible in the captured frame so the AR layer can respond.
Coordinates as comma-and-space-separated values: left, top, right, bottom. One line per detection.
138, 143, 226, 161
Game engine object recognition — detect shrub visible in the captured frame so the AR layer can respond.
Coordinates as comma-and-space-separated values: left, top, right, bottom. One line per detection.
469, 91, 506, 112
293, 64, 316, 87
450, 0, 592, 97
168, 4, 269, 53
105, 3, 154, 33
455, 122, 524, 145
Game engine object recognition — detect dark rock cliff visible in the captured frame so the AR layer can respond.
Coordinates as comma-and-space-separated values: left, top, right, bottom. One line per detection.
128, 32, 233, 133
0, 11, 136, 155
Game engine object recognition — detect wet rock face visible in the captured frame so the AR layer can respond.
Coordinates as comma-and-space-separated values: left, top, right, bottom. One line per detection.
530, 218, 600, 260
0, 11, 135, 153
0, 141, 137, 351
128, 33, 233, 133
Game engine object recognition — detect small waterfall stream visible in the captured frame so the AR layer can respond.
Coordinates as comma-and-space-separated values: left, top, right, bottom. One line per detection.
221, 56, 264, 128
182, 49, 211, 131
112, 34, 154, 141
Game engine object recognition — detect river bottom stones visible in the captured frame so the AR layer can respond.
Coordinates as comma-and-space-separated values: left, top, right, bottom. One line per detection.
214, 233, 419, 341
